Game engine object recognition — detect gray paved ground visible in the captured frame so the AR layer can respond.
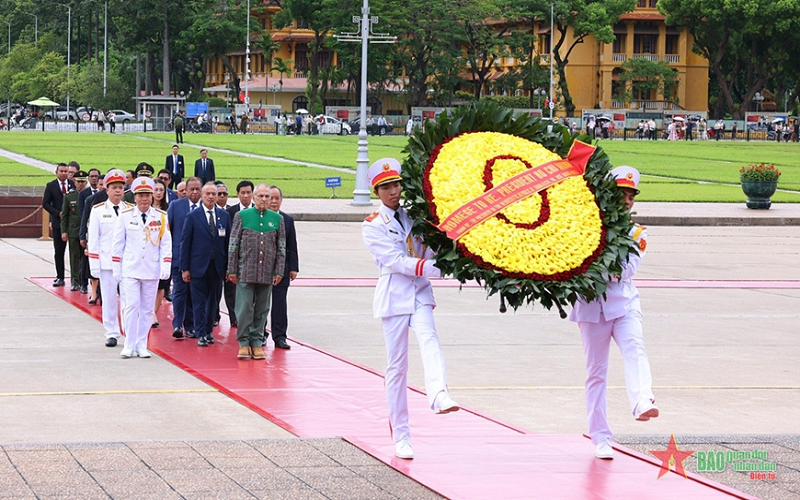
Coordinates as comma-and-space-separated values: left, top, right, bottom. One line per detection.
1, 205, 798, 499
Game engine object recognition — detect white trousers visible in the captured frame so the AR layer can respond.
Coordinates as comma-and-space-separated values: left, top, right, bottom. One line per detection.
381, 301, 448, 443
120, 278, 158, 352
579, 310, 654, 444
99, 270, 120, 339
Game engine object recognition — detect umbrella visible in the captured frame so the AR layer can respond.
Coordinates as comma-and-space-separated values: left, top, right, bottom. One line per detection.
672, 116, 685, 122
295, 108, 309, 114
27, 97, 60, 107
596, 115, 612, 121
772, 117, 785, 123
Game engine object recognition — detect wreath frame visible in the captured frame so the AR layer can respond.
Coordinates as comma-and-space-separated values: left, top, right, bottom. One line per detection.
401, 101, 636, 312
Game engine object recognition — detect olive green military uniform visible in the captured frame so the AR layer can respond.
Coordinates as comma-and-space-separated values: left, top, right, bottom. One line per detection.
61, 179, 84, 287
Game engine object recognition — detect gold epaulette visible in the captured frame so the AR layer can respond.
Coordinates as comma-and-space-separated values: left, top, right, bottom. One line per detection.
365, 211, 379, 222
121, 205, 134, 213
154, 207, 167, 215
92, 202, 104, 208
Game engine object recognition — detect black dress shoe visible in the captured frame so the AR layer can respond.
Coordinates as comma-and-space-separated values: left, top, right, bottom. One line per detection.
80, 286, 88, 294
70, 284, 79, 291
206, 336, 215, 344
213, 320, 219, 327
53, 279, 65, 287
88, 298, 97, 305
197, 337, 208, 347
105, 338, 118, 347
186, 330, 197, 338
275, 339, 291, 350
172, 328, 184, 339
230, 321, 237, 328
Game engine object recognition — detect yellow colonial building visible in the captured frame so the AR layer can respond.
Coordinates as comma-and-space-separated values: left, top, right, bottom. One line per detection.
203, 1, 709, 116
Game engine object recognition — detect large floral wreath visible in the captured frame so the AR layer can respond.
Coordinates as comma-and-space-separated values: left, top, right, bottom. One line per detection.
401, 101, 635, 312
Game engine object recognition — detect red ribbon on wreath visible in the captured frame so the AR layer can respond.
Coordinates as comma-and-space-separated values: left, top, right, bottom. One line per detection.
437, 140, 596, 240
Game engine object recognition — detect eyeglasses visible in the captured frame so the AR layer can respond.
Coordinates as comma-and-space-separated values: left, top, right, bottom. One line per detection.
218, 192, 228, 196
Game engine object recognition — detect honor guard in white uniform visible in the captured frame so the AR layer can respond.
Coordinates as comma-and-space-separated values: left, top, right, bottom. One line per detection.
88, 169, 130, 347
569, 166, 658, 460
361, 158, 459, 461
111, 177, 172, 358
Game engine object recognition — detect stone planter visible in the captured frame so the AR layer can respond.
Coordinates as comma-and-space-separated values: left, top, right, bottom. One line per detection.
741, 180, 778, 209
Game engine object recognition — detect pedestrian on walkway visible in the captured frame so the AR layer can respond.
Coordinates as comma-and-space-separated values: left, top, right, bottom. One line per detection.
569, 166, 658, 460
227, 184, 285, 360
112, 177, 172, 358
361, 158, 459, 460
88, 169, 129, 347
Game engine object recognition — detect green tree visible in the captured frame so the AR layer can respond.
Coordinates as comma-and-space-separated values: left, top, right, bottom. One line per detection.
270, 57, 293, 91
459, 0, 516, 99
614, 58, 678, 104
659, 0, 800, 119
546, 0, 636, 116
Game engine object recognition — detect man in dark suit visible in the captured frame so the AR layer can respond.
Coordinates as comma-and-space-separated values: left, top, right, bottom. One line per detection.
42, 163, 76, 286
167, 177, 202, 339
180, 182, 231, 347
194, 149, 216, 185
165, 145, 184, 189
157, 169, 179, 202
266, 185, 299, 350
223, 180, 255, 328
77, 168, 101, 294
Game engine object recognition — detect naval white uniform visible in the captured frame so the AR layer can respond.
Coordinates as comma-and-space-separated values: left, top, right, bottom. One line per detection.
362, 203, 449, 443
111, 206, 172, 355
569, 224, 655, 445
88, 200, 130, 340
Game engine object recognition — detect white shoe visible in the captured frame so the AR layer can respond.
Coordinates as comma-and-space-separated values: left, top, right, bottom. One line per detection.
595, 439, 614, 459
635, 400, 659, 421
395, 439, 414, 459
434, 392, 460, 414
136, 348, 151, 358
120, 348, 134, 358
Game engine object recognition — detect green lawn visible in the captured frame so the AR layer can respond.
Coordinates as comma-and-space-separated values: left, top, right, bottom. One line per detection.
0, 132, 356, 198
1, 131, 798, 202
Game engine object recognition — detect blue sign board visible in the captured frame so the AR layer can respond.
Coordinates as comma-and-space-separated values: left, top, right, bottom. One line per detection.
325, 177, 342, 188
185, 102, 209, 118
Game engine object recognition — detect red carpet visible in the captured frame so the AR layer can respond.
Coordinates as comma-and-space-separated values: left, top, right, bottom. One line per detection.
30, 276, 757, 500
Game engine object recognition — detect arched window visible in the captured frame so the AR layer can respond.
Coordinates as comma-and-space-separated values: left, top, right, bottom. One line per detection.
292, 96, 309, 112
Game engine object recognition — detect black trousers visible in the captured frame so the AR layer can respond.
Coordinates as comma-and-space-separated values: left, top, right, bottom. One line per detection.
223, 279, 237, 324
269, 277, 290, 342
80, 252, 90, 287
53, 229, 67, 280
175, 126, 184, 143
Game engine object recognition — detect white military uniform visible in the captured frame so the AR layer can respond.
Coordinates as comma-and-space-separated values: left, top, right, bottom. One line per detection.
362, 200, 449, 444
88, 199, 131, 340
570, 206, 655, 444
111, 205, 171, 356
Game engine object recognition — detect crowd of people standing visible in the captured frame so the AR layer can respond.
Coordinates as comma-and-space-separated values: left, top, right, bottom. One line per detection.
42, 146, 300, 360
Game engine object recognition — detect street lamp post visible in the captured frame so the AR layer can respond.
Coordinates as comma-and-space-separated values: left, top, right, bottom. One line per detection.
335, 0, 396, 205
753, 92, 764, 113
244, 0, 250, 115
25, 13, 37, 45
59, 4, 71, 119
4, 20, 10, 129
549, 1, 554, 121
103, 0, 108, 97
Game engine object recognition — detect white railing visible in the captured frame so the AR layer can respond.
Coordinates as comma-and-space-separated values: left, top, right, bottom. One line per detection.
633, 54, 660, 62
612, 54, 627, 63
294, 70, 307, 78
665, 54, 680, 63
611, 101, 625, 108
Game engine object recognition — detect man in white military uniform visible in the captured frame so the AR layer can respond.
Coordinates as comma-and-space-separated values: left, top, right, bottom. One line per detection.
111, 177, 172, 358
88, 169, 129, 347
569, 166, 658, 460
361, 158, 459, 460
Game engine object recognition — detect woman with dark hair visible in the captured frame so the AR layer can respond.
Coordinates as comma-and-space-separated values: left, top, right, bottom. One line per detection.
152, 179, 171, 327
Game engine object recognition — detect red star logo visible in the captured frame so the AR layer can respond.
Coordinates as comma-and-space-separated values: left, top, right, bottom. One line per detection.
649, 434, 695, 479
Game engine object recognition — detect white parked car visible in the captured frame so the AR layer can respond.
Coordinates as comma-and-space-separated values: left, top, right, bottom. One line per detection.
318, 115, 352, 135
110, 109, 136, 123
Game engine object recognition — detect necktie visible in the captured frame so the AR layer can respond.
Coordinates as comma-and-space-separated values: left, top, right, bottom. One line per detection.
202, 159, 206, 175
61, 181, 67, 194
208, 210, 215, 231
190, 203, 197, 211
394, 211, 404, 230
142, 213, 147, 224
113, 205, 119, 216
